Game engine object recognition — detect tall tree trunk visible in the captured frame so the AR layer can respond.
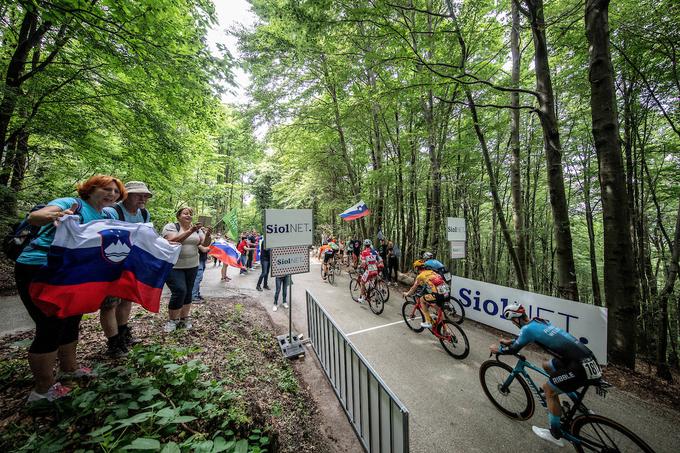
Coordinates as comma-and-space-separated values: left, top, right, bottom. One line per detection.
586, 0, 638, 368
509, 0, 528, 289
521, 0, 579, 300
581, 150, 603, 306
656, 200, 680, 381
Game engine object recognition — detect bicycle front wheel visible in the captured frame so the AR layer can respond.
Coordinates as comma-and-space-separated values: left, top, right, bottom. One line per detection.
445, 297, 465, 324
368, 287, 385, 315
377, 278, 390, 302
402, 300, 424, 332
349, 277, 360, 302
479, 360, 534, 420
437, 320, 469, 359
570, 414, 655, 453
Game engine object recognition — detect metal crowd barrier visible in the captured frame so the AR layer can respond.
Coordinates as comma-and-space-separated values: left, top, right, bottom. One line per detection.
306, 290, 409, 453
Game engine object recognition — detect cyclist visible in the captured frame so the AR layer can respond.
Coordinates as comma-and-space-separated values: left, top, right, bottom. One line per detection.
402, 259, 450, 329
357, 239, 379, 303
490, 303, 602, 447
318, 239, 338, 280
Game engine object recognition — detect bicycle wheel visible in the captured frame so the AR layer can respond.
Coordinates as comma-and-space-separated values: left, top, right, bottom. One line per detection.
328, 267, 335, 285
437, 320, 470, 359
479, 360, 534, 420
377, 278, 390, 302
401, 300, 425, 332
570, 414, 655, 453
445, 297, 465, 325
368, 286, 385, 315
349, 277, 361, 302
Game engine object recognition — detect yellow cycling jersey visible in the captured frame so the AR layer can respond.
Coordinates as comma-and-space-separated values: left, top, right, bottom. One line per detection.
415, 270, 447, 294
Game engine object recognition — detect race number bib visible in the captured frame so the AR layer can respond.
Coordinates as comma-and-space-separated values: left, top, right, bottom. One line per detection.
367, 264, 377, 272
436, 284, 450, 294
581, 358, 602, 380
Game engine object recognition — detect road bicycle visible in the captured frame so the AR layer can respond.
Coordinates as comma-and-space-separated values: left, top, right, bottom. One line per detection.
349, 270, 386, 315
401, 295, 470, 359
479, 353, 655, 452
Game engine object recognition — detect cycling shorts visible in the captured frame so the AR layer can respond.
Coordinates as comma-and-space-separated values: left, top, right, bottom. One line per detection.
547, 357, 601, 393
323, 252, 335, 263
418, 292, 448, 308
361, 270, 378, 283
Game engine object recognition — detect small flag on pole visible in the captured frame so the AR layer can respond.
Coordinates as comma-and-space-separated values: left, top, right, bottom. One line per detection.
340, 200, 371, 221
223, 208, 238, 240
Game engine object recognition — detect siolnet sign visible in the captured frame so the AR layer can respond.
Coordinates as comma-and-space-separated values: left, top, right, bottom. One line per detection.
452, 276, 608, 364
264, 209, 313, 248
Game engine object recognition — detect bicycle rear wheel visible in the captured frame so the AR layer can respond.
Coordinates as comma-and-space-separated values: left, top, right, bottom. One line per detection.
401, 300, 424, 332
377, 278, 390, 302
570, 414, 654, 453
445, 297, 465, 325
328, 266, 335, 285
479, 360, 534, 420
368, 286, 385, 315
437, 320, 469, 359
349, 277, 360, 302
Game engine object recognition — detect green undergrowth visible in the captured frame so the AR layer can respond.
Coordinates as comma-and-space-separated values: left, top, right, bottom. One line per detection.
0, 344, 270, 453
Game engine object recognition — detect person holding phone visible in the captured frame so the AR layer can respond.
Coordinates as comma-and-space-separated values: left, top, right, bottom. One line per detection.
161, 207, 211, 332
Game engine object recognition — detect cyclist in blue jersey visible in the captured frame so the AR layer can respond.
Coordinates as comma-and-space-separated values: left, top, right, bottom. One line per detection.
490, 303, 602, 448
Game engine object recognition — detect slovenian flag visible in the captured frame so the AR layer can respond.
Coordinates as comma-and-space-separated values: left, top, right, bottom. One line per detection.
340, 200, 371, 221
209, 241, 244, 269
29, 216, 180, 318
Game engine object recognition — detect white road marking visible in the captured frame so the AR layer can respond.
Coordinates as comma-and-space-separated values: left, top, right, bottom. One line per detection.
346, 320, 404, 337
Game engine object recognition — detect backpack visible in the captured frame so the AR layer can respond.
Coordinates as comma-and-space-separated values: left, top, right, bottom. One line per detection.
114, 204, 149, 223
2, 200, 84, 261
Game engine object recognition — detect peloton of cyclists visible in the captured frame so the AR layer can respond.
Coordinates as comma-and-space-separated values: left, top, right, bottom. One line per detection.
402, 258, 450, 329
490, 303, 602, 447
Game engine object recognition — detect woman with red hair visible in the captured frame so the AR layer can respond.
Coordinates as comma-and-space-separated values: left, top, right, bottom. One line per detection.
14, 174, 126, 404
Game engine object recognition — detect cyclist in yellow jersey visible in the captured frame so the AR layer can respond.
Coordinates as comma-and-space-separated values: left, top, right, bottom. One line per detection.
403, 260, 450, 329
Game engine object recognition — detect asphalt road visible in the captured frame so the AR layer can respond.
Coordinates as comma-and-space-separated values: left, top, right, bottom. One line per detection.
202, 259, 679, 453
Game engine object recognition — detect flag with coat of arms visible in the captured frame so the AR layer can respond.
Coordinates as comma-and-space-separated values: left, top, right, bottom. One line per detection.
29, 216, 180, 318
339, 200, 371, 221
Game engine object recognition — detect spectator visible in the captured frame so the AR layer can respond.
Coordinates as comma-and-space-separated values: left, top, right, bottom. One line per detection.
161, 207, 211, 332
246, 229, 258, 269
192, 244, 210, 302
15, 174, 126, 402
351, 237, 361, 268
212, 234, 222, 267
379, 238, 389, 279
273, 275, 291, 311
256, 247, 271, 291
387, 240, 400, 285
100, 181, 152, 358
236, 234, 249, 274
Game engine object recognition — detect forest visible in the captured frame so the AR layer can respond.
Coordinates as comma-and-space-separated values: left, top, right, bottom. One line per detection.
1, 1, 678, 375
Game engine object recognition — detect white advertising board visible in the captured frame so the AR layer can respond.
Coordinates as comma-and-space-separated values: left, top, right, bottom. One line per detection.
451, 276, 608, 364
447, 217, 466, 241
264, 209, 313, 248
450, 240, 466, 259
271, 246, 310, 277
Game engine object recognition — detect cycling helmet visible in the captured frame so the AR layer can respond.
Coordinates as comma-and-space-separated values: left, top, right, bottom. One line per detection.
422, 252, 434, 260
413, 259, 425, 270
363, 239, 372, 247
503, 303, 526, 320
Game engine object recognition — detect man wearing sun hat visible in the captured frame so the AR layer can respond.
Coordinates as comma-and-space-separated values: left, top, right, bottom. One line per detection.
100, 181, 153, 357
